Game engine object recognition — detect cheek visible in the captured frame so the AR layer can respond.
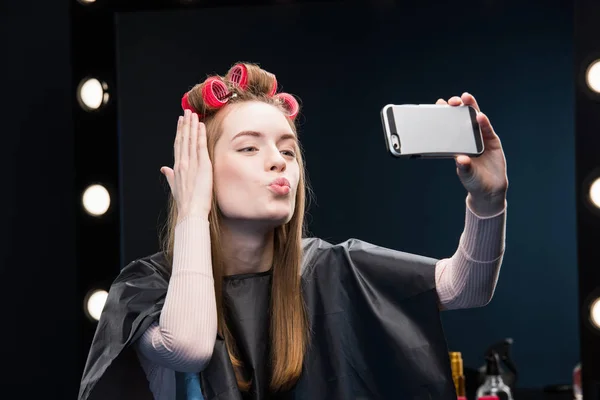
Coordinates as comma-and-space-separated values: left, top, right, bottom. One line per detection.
214, 161, 243, 197
290, 162, 301, 191
213, 156, 261, 210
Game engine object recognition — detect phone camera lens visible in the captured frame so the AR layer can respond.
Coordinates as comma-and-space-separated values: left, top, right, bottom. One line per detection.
391, 134, 400, 151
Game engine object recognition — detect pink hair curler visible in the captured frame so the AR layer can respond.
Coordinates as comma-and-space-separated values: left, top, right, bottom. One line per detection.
201, 76, 231, 108
181, 92, 195, 113
268, 75, 278, 97
227, 64, 249, 90
181, 92, 205, 119
275, 92, 299, 119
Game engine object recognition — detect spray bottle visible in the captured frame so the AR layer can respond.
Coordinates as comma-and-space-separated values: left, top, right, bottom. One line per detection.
475, 352, 513, 400
477, 338, 517, 393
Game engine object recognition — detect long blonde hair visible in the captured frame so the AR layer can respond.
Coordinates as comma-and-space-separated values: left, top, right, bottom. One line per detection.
161, 62, 309, 392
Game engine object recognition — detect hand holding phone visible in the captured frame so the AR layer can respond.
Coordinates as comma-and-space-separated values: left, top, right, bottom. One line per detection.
381, 104, 484, 158
379, 93, 509, 217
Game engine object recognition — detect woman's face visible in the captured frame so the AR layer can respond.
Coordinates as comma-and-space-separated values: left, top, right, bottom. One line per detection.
213, 101, 300, 228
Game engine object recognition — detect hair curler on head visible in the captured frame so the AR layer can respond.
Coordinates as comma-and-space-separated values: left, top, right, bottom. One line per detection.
226, 64, 249, 90
202, 76, 231, 108
274, 92, 299, 119
268, 75, 278, 97
181, 92, 196, 113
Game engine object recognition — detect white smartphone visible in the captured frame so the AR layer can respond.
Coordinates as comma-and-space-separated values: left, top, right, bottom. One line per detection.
381, 104, 484, 158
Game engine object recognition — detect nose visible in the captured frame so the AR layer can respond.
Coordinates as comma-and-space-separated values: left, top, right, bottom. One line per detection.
266, 148, 286, 173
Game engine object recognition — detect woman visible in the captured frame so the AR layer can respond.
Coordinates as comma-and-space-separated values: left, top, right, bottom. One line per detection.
79, 63, 508, 400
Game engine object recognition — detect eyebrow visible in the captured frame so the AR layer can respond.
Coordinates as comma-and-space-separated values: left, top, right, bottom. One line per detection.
231, 130, 297, 143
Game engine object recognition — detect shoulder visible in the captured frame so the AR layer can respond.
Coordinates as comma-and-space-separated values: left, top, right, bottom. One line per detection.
301, 237, 344, 268
302, 236, 433, 260
102, 251, 171, 317
301, 236, 438, 277
300, 237, 378, 275
115, 251, 171, 285
301, 236, 439, 303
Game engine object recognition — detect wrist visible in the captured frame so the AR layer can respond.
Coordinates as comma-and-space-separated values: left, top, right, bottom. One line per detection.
177, 212, 210, 225
467, 192, 506, 218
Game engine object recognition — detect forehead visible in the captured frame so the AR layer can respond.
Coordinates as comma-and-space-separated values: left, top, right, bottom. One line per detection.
221, 101, 294, 139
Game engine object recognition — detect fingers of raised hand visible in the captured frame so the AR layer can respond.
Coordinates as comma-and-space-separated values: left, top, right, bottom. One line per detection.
447, 96, 463, 106
197, 122, 208, 155
190, 112, 199, 163
161, 166, 175, 193
439, 94, 480, 111
437, 97, 463, 106
460, 92, 481, 112
180, 110, 191, 167
174, 115, 183, 167
476, 112, 498, 139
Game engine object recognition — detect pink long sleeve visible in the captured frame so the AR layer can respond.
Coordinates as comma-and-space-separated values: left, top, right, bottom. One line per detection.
435, 198, 507, 310
134, 216, 217, 375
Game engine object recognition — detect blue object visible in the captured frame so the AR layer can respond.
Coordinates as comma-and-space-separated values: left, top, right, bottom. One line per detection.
175, 372, 204, 400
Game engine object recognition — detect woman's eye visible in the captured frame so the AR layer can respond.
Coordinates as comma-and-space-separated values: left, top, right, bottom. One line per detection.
281, 150, 296, 157
239, 147, 258, 152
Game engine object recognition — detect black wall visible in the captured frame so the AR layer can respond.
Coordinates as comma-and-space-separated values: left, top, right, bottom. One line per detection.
1, 0, 77, 397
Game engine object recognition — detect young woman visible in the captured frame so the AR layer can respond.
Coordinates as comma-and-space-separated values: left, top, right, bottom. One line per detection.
79, 62, 508, 400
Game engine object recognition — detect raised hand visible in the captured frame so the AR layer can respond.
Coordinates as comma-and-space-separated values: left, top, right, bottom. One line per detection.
161, 110, 213, 222
436, 93, 508, 216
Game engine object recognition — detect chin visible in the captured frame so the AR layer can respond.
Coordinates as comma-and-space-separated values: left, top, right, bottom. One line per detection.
261, 209, 294, 227
219, 204, 295, 229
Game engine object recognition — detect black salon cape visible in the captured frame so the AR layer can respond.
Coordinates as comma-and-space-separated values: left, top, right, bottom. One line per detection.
79, 237, 457, 400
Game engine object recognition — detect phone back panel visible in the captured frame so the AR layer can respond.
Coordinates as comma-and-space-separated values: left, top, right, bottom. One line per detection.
382, 104, 482, 157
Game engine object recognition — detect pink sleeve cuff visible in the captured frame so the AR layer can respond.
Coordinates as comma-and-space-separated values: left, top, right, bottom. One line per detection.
462, 197, 506, 262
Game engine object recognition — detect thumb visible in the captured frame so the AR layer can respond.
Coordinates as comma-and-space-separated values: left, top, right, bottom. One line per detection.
455, 155, 473, 178
160, 167, 175, 192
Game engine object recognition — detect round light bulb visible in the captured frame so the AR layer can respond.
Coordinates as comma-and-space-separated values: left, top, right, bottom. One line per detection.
82, 184, 111, 216
586, 60, 600, 94
589, 178, 600, 209
85, 289, 108, 321
590, 297, 600, 329
77, 78, 109, 111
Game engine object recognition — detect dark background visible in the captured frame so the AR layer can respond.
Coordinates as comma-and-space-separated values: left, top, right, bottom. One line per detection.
1, 0, 77, 397
1, 0, 577, 397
